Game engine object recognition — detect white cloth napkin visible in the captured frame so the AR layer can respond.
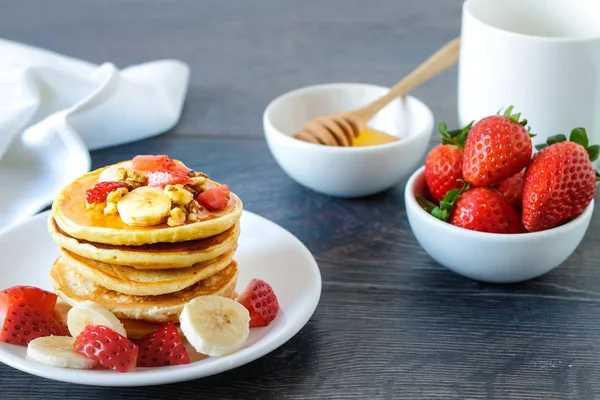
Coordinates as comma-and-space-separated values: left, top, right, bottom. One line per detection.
0, 39, 190, 231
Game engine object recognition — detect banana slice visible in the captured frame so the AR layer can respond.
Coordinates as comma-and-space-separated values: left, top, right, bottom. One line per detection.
117, 186, 172, 226
27, 336, 97, 369
98, 161, 133, 182
67, 300, 127, 338
180, 295, 250, 357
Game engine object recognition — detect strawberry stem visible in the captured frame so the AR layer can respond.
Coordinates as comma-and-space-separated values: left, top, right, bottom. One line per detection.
416, 197, 437, 213
498, 105, 535, 137
535, 128, 599, 163
438, 121, 473, 147
430, 181, 469, 222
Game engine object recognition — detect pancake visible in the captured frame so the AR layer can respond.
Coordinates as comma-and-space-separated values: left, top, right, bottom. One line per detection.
49, 217, 240, 269
50, 257, 239, 322
59, 247, 236, 296
52, 162, 243, 246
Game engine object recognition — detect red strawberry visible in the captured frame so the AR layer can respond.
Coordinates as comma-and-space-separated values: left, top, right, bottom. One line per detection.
424, 122, 472, 203
463, 106, 533, 186
132, 155, 171, 172
0, 286, 68, 346
426, 184, 525, 234
196, 185, 231, 211
238, 279, 279, 328
136, 322, 189, 367
147, 169, 192, 188
86, 181, 128, 204
0, 286, 58, 317
522, 128, 598, 232
74, 325, 138, 372
132, 155, 191, 174
491, 170, 524, 212
449, 188, 526, 233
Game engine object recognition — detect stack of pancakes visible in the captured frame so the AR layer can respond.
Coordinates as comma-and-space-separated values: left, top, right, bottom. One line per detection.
48, 165, 243, 338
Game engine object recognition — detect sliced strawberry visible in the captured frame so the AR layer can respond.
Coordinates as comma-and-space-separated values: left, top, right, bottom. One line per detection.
0, 286, 57, 317
166, 161, 192, 174
86, 181, 128, 204
0, 286, 60, 342
132, 155, 171, 172
132, 155, 191, 174
0, 288, 68, 346
147, 169, 192, 188
74, 325, 138, 372
136, 321, 189, 367
237, 279, 279, 328
196, 185, 230, 211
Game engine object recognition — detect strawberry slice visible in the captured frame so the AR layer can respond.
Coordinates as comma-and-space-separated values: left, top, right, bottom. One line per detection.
147, 169, 192, 188
196, 185, 230, 211
132, 155, 191, 174
0, 286, 58, 316
0, 286, 67, 346
237, 279, 279, 328
166, 161, 192, 174
74, 325, 138, 372
136, 321, 189, 367
86, 181, 128, 204
132, 155, 171, 172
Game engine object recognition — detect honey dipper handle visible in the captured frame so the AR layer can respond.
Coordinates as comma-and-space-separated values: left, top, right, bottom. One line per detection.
351, 37, 461, 124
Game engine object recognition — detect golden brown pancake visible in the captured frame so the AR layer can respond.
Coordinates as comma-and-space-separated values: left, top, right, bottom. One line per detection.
50, 257, 239, 322
48, 217, 240, 269
51, 162, 243, 246
59, 247, 236, 296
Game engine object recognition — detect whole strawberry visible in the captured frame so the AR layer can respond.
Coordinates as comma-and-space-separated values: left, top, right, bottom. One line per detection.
463, 106, 533, 186
490, 170, 525, 212
522, 128, 598, 232
428, 184, 525, 234
424, 122, 472, 202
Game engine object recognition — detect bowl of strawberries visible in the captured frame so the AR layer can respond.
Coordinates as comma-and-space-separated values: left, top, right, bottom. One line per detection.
405, 107, 596, 283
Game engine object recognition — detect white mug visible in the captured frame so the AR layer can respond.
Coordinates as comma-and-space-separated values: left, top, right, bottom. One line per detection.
458, 0, 600, 147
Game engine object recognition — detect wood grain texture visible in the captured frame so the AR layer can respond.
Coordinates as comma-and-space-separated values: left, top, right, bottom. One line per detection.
2, 137, 600, 399
3, 1, 600, 399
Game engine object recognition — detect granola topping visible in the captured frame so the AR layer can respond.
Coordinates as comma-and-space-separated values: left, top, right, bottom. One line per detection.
84, 156, 231, 227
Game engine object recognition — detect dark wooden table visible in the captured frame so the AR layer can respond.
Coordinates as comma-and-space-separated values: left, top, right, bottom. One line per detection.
2, 1, 600, 399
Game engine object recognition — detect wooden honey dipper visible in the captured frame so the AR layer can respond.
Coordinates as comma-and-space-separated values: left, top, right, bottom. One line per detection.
293, 37, 461, 146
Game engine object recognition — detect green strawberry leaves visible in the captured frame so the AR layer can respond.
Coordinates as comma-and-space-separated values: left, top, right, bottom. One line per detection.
416, 197, 437, 213
498, 105, 535, 137
438, 121, 473, 147
535, 127, 599, 162
570, 127, 588, 148
419, 181, 470, 222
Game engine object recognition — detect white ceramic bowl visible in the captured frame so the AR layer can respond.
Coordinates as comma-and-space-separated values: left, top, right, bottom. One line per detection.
263, 83, 434, 197
405, 166, 595, 283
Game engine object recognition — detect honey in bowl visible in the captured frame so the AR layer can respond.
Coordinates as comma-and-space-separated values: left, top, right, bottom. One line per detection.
353, 127, 399, 147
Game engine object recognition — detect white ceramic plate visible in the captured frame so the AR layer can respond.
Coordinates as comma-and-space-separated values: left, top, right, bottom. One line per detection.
0, 210, 321, 386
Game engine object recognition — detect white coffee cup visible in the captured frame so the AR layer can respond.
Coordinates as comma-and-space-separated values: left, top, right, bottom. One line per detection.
458, 0, 600, 146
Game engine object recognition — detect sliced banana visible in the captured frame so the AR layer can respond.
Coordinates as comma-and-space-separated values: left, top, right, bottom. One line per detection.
67, 300, 127, 338
180, 295, 250, 357
98, 161, 133, 182
117, 186, 172, 226
27, 336, 98, 369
